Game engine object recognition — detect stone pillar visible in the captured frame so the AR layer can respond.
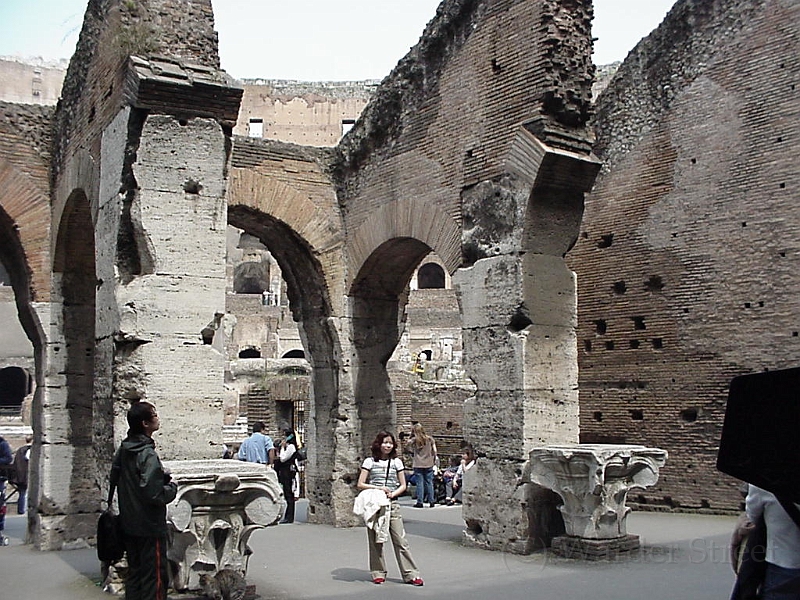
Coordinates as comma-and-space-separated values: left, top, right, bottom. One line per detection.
455, 132, 601, 553
112, 113, 230, 460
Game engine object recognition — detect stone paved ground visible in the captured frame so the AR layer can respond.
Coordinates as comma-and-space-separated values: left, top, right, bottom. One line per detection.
0, 497, 739, 599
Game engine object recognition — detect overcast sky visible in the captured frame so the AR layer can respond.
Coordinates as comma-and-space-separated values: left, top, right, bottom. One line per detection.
0, 0, 676, 80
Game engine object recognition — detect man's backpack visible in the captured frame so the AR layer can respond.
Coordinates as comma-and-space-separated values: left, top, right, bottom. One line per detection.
296, 446, 307, 462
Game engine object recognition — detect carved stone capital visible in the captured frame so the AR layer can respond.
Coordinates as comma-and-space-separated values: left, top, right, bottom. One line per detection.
524, 444, 667, 539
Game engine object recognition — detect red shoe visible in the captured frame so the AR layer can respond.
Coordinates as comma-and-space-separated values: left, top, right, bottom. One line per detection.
372, 577, 385, 585
408, 578, 424, 586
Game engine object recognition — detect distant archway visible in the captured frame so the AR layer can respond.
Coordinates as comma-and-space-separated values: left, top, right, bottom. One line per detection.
239, 348, 261, 359
0, 366, 30, 410
233, 261, 269, 294
282, 349, 305, 359
417, 262, 446, 289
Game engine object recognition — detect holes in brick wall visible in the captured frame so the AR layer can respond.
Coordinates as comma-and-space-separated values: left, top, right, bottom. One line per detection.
593, 411, 603, 422
690, 158, 696, 164
742, 222, 747, 227
584, 340, 592, 352
701, 499, 711, 509
629, 409, 644, 420
491, 58, 502, 73
613, 281, 627, 294
652, 338, 663, 349
645, 275, 664, 291
744, 302, 751, 308
446, 421, 454, 429
598, 234, 614, 248
179, 119, 188, 126
794, 332, 799, 337
88, 105, 96, 124
632, 316, 646, 330
629, 340, 640, 349
582, 231, 588, 239
681, 407, 698, 422
758, 301, 764, 307
777, 137, 783, 143
605, 340, 615, 350
594, 319, 607, 334
780, 182, 786, 189
780, 251, 787, 257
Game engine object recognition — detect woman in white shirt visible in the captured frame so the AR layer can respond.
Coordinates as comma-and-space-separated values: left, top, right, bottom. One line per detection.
276, 429, 299, 524
445, 446, 475, 505
357, 431, 423, 586
743, 485, 800, 599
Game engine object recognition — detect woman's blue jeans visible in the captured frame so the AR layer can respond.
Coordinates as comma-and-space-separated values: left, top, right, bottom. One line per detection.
414, 467, 434, 504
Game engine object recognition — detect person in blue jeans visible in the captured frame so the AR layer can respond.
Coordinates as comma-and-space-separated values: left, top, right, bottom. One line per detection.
0, 435, 13, 545
409, 423, 438, 508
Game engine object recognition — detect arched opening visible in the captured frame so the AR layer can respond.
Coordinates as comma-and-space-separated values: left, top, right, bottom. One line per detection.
417, 262, 446, 289
238, 348, 261, 359
228, 203, 337, 522
233, 261, 270, 294
52, 188, 97, 522
350, 237, 433, 440
0, 366, 30, 414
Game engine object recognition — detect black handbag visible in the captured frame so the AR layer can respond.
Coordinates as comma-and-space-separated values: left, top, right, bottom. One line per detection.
730, 515, 767, 600
96, 480, 124, 563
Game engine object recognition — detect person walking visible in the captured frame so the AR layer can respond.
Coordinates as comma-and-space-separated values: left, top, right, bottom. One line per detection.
356, 430, 423, 586
237, 421, 275, 465
409, 423, 437, 508
275, 429, 299, 523
0, 434, 12, 545
12, 435, 31, 514
110, 402, 178, 600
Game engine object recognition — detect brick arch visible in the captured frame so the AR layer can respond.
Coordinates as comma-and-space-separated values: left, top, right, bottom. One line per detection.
347, 197, 461, 290
226, 167, 344, 525
227, 168, 343, 254
0, 156, 51, 302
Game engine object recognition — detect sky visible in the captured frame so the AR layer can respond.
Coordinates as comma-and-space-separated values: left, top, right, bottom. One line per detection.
0, 0, 676, 81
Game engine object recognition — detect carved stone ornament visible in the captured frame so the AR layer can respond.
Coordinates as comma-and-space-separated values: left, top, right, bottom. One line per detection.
163, 459, 284, 591
523, 444, 668, 539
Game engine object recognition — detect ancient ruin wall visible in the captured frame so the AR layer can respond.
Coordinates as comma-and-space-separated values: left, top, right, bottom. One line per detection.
568, 0, 799, 511
235, 80, 377, 146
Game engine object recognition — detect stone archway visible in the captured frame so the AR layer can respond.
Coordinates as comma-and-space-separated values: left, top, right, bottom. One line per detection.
47, 188, 99, 543
227, 161, 345, 525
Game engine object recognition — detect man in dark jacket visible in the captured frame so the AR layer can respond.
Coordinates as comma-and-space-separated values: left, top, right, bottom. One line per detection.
111, 402, 177, 600
12, 435, 31, 514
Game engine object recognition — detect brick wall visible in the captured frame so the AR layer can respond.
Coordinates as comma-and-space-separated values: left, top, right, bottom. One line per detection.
568, 0, 799, 512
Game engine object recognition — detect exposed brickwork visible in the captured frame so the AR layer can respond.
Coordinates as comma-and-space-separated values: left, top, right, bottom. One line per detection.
568, 0, 800, 512
0, 102, 54, 301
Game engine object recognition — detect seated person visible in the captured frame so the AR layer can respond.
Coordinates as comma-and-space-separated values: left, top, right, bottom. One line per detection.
445, 447, 475, 505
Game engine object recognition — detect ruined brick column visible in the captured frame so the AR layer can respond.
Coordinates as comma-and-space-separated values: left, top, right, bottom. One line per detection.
454, 131, 600, 553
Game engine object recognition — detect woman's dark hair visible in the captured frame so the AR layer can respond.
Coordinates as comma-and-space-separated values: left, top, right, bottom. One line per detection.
284, 429, 296, 443
127, 401, 155, 435
370, 430, 397, 460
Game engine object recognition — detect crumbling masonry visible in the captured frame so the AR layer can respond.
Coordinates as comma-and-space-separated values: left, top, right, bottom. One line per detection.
1, 0, 795, 553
